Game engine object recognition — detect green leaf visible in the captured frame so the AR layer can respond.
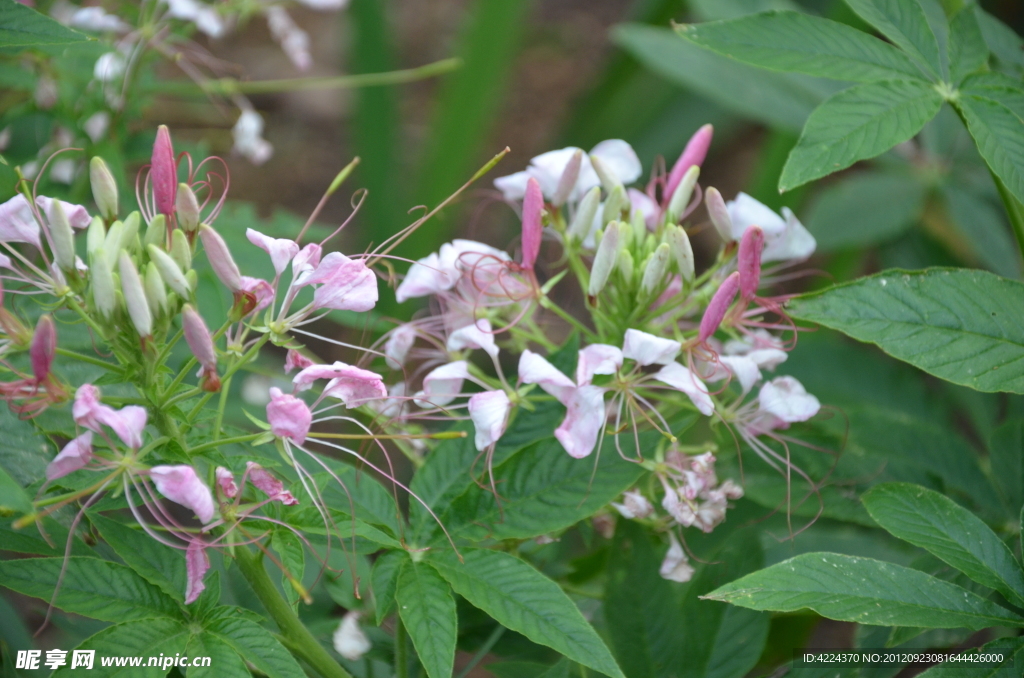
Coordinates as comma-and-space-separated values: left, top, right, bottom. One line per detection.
948, 5, 989, 85
705, 552, 1024, 629
958, 84, 1024, 206
371, 549, 407, 625
429, 548, 625, 678
780, 79, 942, 191
916, 636, 1024, 677
990, 420, 1024, 514
787, 268, 1024, 394
0, 0, 88, 48
396, 560, 457, 678
942, 184, 1021, 278
271, 528, 305, 608
308, 458, 402, 536
0, 557, 181, 622
0, 463, 31, 516
844, 0, 942, 80
974, 7, 1024, 70
51, 618, 190, 678
90, 514, 187, 602
863, 483, 1024, 607
675, 11, 925, 83
612, 23, 836, 132
185, 632, 250, 678
804, 171, 926, 251
203, 614, 306, 678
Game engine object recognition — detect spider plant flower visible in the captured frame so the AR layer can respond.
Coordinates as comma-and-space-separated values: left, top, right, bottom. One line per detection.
383, 324, 417, 369
292, 362, 387, 408
182, 304, 220, 392
149, 464, 216, 523
658, 450, 742, 533
232, 110, 273, 165
72, 384, 148, 449
245, 461, 300, 505
185, 540, 210, 604
334, 611, 372, 661
494, 139, 641, 204
611, 490, 654, 520
267, 387, 312, 444
46, 432, 94, 481
284, 349, 315, 373
716, 192, 816, 262
659, 532, 694, 583
468, 389, 512, 451
215, 466, 238, 499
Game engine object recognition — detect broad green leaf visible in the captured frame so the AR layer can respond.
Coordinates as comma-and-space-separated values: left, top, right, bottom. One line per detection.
675, 11, 925, 83
689, 0, 801, 21
844, 0, 942, 80
0, 407, 51, 486
185, 632, 250, 678
204, 615, 305, 678
0, 463, 31, 516
90, 514, 186, 602
51, 619, 190, 678
396, 560, 456, 678
957, 89, 1024, 206
960, 73, 1024, 119
371, 548, 408, 624
612, 23, 836, 132
948, 6, 989, 85
990, 420, 1024, 514
863, 483, 1024, 607
271, 528, 305, 608
787, 269, 1024, 394
804, 171, 926, 250
0, 557, 180, 622
705, 552, 1024, 629
780, 80, 942, 191
434, 435, 647, 543
974, 7, 1024, 70
0, 0, 88, 48
0, 518, 92, 556
917, 636, 1024, 677
942, 185, 1021, 278
308, 457, 402, 536
429, 548, 625, 678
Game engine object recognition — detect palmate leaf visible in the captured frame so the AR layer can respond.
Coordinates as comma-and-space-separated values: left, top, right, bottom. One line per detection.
90, 513, 187, 602
202, 612, 306, 678
675, 11, 925, 83
185, 632, 250, 678
863, 483, 1024, 608
787, 269, 1024, 394
429, 548, 625, 678
958, 76, 1024, 206
947, 5, 988, 85
395, 560, 457, 678
371, 548, 407, 625
0, 0, 88, 48
844, 0, 943, 80
779, 79, 942, 191
705, 553, 1024, 629
51, 618, 190, 678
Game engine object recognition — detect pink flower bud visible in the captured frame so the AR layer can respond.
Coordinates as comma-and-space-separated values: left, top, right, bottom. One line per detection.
666, 124, 713, 202
246, 461, 299, 505
30, 314, 56, 382
266, 387, 311, 445
239, 276, 275, 315
151, 125, 178, 217
284, 349, 315, 374
46, 432, 93, 481
699, 272, 740, 343
182, 304, 219, 392
150, 464, 215, 523
738, 226, 763, 299
215, 466, 238, 498
199, 224, 242, 293
175, 183, 200, 233
521, 177, 543, 271
185, 540, 210, 604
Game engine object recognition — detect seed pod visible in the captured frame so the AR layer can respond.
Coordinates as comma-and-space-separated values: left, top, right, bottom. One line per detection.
568, 186, 601, 244
119, 251, 152, 337
144, 214, 166, 249
49, 199, 76, 272
666, 165, 699, 224
90, 248, 117, 318
640, 243, 671, 297
665, 224, 695, 283
170, 229, 192, 271
588, 220, 621, 296
705, 187, 734, 243
90, 156, 118, 220
86, 216, 105, 259
147, 244, 192, 299
199, 224, 242, 293
552, 149, 583, 207
144, 262, 168, 315
175, 183, 200, 233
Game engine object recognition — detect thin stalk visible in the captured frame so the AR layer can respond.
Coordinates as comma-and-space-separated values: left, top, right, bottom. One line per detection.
54, 348, 119, 372
187, 433, 263, 455
213, 376, 232, 440
395, 618, 409, 678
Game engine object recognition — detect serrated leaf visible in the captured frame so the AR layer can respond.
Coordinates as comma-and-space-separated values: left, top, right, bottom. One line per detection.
863, 483, 1024, 608
271, 528, 305, 608
0, 557, 181, 622
186, 632, 250, 678
0, 0, 89, 48
916, 636, 1024, 677
675, 11, 925, 83
90, 513, 187, 602
974, 7, 1024, 70
429, 548, 625, 678
204, 616, 305, 678
0, 462, 31, 516
958, 90, 1024, 206
844, 0, 942, 80
780, 79, 942, 191
990, 420, 1024, 514
942, 184, 1021, 278
396, 560, 456, 678
306, 457, 402, 537
51, 618, 190, 678
705, 552, 1024, 629
371, 549, 408, 625
787, 269, 1024, 393
948, 6, 989, 85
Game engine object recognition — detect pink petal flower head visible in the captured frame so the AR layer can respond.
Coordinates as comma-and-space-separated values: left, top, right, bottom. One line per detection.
521, 177, 543, 270
414, 360, 471, 408
665, 124, 713, 202
74, 385, 149, 448
322, 365, 387, 408
654, 362, 714, 416
738, 225, 763, 299
239, 276, 275, 314
395, 251, 448, 303
151, 125, 178, 217
575, 344, 623, 386
468, 390, 512, 451
150, 465, 215, 523
284, 349, 315, 374
72, 384, 104, 430
36, 196, 91, 230
291, 243, 322, 284
30, 314, 56, 383
554, 385, 606, 459
246, 461, 298, 505
267, 386, 311, 444
0, 194, 42, 249
611, 490, 653, 520
185, 540, 210, 604
304, 253, 378, 312
622, 329, 681, 366
199, 224, 242, 293
699, 272, 740, 343
659, 532, 694, 583
246, 229, 299, 276
384, 324, 417, 369
46, 432, 93, 481
105, 405, 148, 449
215, 466, 238, 498
757, 376, 820, 426
518, 350, 576, 405
447, 319, 498, 359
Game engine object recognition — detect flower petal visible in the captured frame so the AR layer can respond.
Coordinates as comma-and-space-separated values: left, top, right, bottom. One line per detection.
468, 390, 512, 451
518, 350, 575, 405
246, 228, 299, 275
622, 329, 681, 366
654, 362, 714, 416
554, 385, 606, 459
575, 344, 623, 386
150, 465, 215, 523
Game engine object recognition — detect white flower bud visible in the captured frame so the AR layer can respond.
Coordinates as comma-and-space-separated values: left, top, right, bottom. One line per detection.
49, 199, 76, 272
602, 185, 629, 226
175, 183, 200, 233
144, 262, 168, 316
144, 214, 166, 249
667, 165, 700, 224
568, 186, 601, 244
665, 225, 695, 283
589, 220, 621, 296
617, 248, 634, 286
103, 220, 123, 268
171, 229, 191, 271
640, 243, 671, 297
590, 154, 623, 194
148, 244, 192, 299
121, 211, 140, 253
705, 187, 734, 242
89, 157, 118, 219
119, 251, 152, 337
90, 249, 117, 318
86, 215, 105, 259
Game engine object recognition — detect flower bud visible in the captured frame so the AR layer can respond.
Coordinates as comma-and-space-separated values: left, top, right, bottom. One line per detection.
49, 199, 76, 272
121, 211, 140, 254
665, 225, 694, 283
86, 215, 105, 259
602, 184, 629, 226
144, 214, 166, 249
151, 125, 177, 217
147, 244, 192, 299
90, 248, 117, 318
144, 262, 168, 315
705, 187, 734, 242
183, 304, 219, 392
738, 225, 764, 299
699, 271, 740, 343
170, 229, 191, 271
640, 243, 671, 297
89, 156, 118, 220
666, 124, 713, 201
590, 154, 623, 194
30, 314, 56, 382
589, 220, 621, 296
552, 149, 583, 207
568, 186, 601, 244
521, 177, 543, 270
666, 165, 700, 224
617, 248, 634, 285
630, 207, 647, 246
175, 183, 200, 233
103, 220, 123, 269
119, 251, 152, 337
199, 224, 242, 293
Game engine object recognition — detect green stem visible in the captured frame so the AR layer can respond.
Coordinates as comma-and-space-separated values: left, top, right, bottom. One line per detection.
65, 297, 108, 338
213, 376, 232, 440
395, 618, 409, 678
187, 432, 263, 456
54, 348, 120, 372
991, 169, 1024, 266
455, 625, 505, 678
539, 297, 598, 342
233, 546, 353, 678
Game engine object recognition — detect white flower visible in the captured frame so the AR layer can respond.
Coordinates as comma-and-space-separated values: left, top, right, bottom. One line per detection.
494, 140, 642, 203
69, 6, 130, 32
333, 611, 371, 661
468, 390, 512, 450
725, 192, 816, 262
447, 318, 498, 359
612, 490, 653, 519
84, 112, 111, 142
265, 6, 312, 71
622, 328, 681, 366
659, 533, 694, 583
758, 376, 820, 424
162, 0, 225, 38
232, 110, 273, 165
94, 52, 126, 82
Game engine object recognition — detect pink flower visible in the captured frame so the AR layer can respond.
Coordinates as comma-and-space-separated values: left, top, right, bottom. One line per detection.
665, 124, 713, 202
30, 314, 56, 383
185, 540, 210, 604
46, 432, 93, 481
415, 361, 471, 408
284, 349, 315, 374
0, 194, 42, 248
215, 466, 238, 498
395, 240, 509, 302
521, 177, 543, 270
246, 462, 298, 505
37, 196, 91, 230
612, 490, 653, 519
150, 465, 215, 523
518, 350, 576, 405
555, 385, 606, 459
575, 344, 623, 386
622, 329, 681, 366
246, 229, 299, 275
151, 125, 178, 217
293, 361, 386, 407
756, 377, 820, 429
384, 325, 416, 369
447, 319, 498, 358
468, 390, 512, 451
659, 533, 694, 583
699, 272, 740, 343
267, 387, 311, 444
301, 252, 378, 312
239, 276, 275, 314
72, 384, 148, 449
653, 363, 714, 416
291, 243, 322, 284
